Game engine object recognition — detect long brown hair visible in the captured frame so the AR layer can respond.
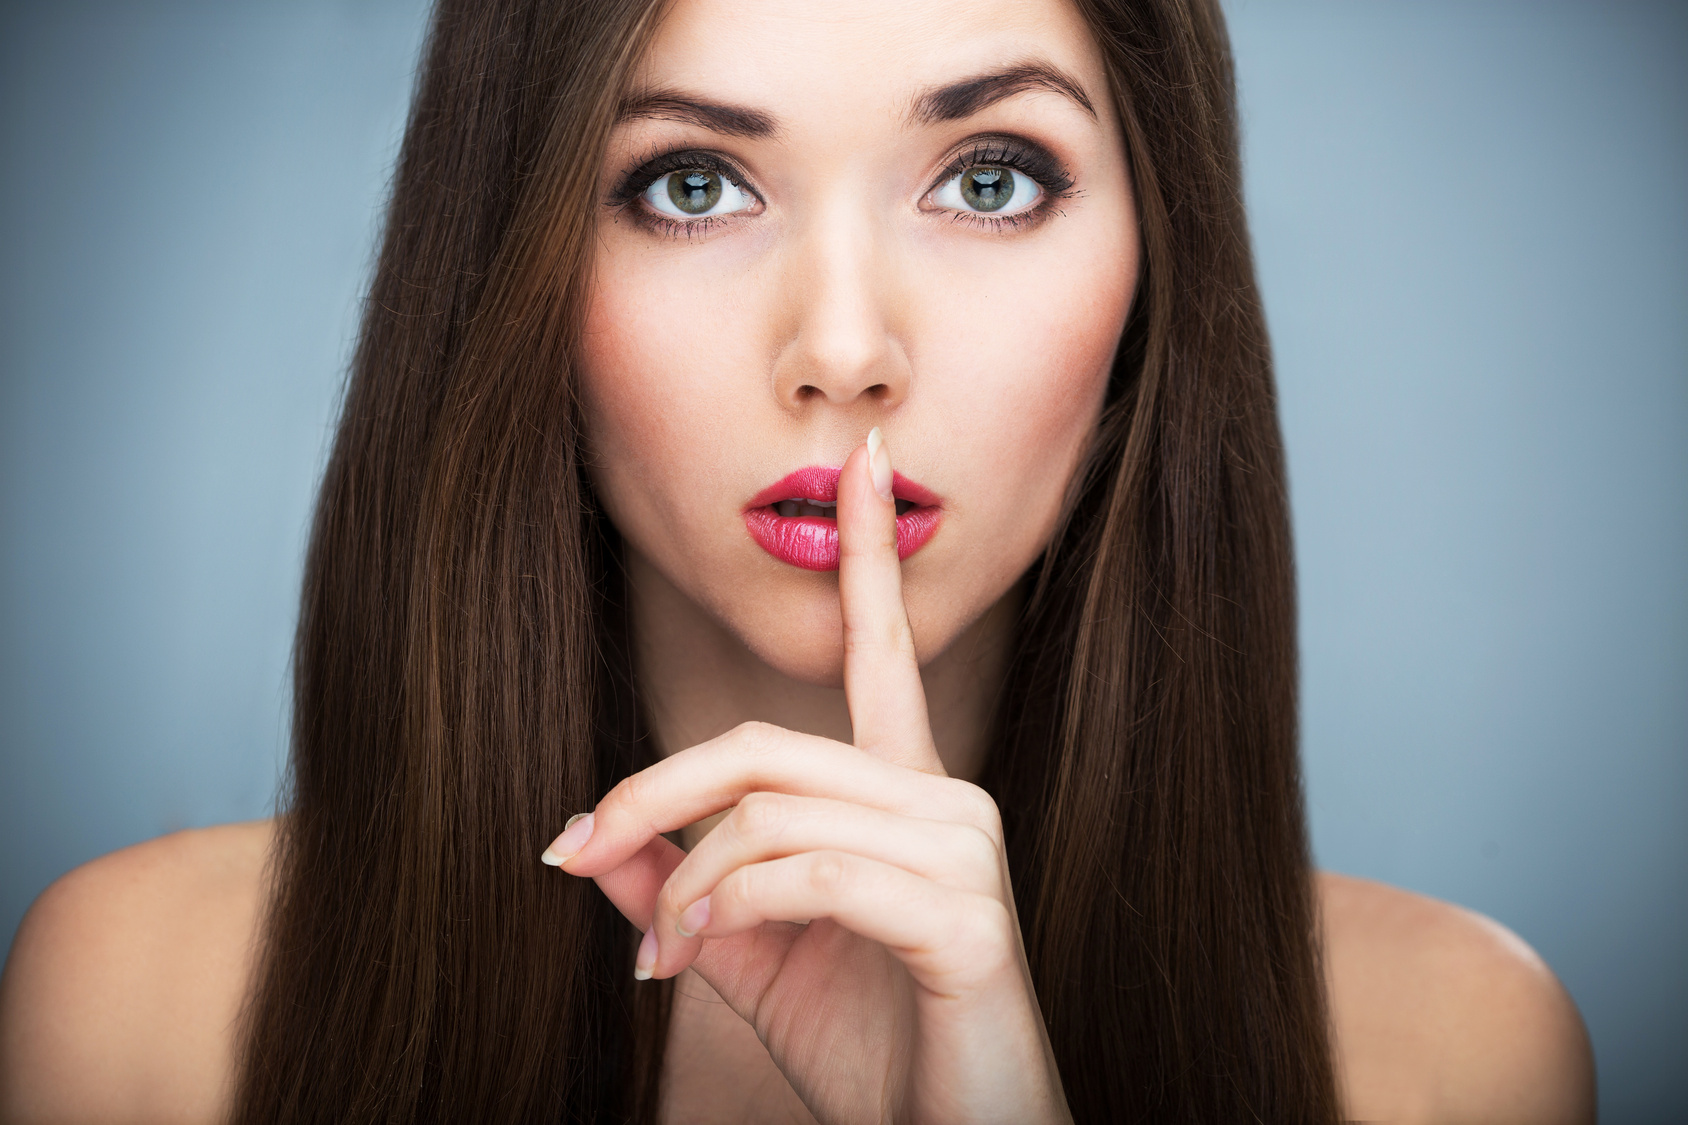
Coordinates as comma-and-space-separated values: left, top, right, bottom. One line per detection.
233, 0, 1340, 1120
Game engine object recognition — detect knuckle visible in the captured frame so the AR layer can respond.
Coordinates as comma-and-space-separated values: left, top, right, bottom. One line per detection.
807, 851, 851, 895
954, 823, 1001, 874
956, 896, 1018, 970
951, 781, 1003, 838
731, 791, 789, 841
730, 720, 783, 760
732, 718, 774, 744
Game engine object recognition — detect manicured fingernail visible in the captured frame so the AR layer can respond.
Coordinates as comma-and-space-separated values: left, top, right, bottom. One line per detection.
541, 812, 593, 866
866, 427, 893, 501
633, 927, 658, 981
676, 895, 712, 938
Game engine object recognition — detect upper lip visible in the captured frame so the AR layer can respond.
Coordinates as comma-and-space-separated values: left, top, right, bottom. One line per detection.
747, 465, 941, 511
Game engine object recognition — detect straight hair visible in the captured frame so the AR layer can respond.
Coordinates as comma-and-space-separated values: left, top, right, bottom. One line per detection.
233, 0, 1341, 1120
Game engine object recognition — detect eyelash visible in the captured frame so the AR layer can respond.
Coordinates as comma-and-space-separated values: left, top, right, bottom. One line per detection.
606, 147, 756, 238
605, 135, 1076, 238
931, 138, 1076, 232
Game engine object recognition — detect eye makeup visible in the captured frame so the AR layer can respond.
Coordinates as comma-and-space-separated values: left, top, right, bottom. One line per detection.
603, 130, 1078, 238
604, 146, 762, 237
607, 147, 758, 210
924, 133, 1076, 232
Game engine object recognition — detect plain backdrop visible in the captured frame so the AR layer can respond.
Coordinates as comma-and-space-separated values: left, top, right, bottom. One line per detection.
1, 1, 1683, 1118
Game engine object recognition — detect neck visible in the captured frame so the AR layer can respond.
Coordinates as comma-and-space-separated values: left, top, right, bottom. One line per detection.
625, 550, 1018, 788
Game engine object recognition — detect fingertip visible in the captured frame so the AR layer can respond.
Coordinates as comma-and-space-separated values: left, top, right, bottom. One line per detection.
654, 936, 706, 981
633, 927, 657, 981
541, 811, 594, 868
867, 426, 893, 500
837, 436, 897, 556
675, 894, 712, 938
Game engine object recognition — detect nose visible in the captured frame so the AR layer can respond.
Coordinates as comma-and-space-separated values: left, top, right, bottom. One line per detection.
769, 204, 913, 411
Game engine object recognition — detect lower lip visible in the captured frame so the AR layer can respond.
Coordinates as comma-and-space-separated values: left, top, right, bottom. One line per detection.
745, 505, 942, 571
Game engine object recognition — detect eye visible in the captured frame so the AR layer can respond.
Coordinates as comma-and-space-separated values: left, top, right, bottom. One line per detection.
643, 168, 755, 219
931, 164, 1042, 217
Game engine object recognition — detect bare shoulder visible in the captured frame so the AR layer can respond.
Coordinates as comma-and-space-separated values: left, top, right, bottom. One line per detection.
1318, 871, 1595, 1124
0, 819, 276, 1124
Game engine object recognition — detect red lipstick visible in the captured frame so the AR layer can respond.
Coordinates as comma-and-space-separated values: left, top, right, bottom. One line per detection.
745, 466, 942, 571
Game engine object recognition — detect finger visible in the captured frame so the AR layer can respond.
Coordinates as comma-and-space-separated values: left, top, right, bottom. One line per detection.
586, 834, 683, 983
648, 791, 1006, 971
590, 833, 685, 931
658, 850, 1016, 991
836, 429, 941, 772
584, 834, 797, 994
547, 722, 997, 878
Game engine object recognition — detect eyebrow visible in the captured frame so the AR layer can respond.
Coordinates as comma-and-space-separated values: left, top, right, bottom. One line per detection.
615, 91, 780, 138
909, 62, 1097, 125
615, 61, 1096, 141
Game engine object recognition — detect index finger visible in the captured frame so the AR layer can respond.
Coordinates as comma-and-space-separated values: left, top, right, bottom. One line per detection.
837, 428, 943, 773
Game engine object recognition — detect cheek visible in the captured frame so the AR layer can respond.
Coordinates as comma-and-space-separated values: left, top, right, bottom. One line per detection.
578, 253, 755, 523
916, 228, 1135, 540
577, 200, 1137, 680
891, 228, 1134, 657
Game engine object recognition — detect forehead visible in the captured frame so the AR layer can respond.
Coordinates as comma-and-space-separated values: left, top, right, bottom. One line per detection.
631, 0, 1107, 121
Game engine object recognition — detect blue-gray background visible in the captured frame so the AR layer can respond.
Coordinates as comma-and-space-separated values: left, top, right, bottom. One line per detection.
1, 0, 1682, 1117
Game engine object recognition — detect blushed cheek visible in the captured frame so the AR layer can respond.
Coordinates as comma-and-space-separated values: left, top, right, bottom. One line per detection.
1027, 232, 1136, 439
578, 271, 698, 550
578, 262, 740, 503
583, 265, 684, 445
949, 245, 1135, 541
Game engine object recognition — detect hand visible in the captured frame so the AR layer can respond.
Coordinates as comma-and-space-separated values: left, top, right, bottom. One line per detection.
544, 429, 1071, 1125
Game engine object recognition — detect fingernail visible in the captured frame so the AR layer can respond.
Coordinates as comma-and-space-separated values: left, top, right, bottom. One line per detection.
541, 812, 593, 866
633, 927, 658, 981
676, 895, 711, 938
866, 426, 893, 501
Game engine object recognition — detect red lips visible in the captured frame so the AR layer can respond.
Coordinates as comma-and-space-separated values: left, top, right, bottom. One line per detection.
745, 466, 942, 571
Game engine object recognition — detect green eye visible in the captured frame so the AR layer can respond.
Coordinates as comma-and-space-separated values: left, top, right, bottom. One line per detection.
641, 164, 754, 222
959, 166, 1014, 212
667, 169, 723, 215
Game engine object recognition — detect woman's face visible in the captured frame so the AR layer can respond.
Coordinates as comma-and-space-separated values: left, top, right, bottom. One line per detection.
580, 0, 1138, 686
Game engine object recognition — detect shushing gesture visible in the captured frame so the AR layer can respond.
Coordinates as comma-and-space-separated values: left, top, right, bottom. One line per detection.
543, 430, 1071, 1125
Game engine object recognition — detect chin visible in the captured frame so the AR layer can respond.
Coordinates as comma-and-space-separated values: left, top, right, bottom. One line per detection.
648, 544, 985, 689
728, 567, 989, 687
743, 626, 850, 688
727, 578, 852, 687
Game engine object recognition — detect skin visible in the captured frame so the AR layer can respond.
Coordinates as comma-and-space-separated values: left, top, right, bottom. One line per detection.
0, 0, 1597, 1122
567, 4, 1132, 1115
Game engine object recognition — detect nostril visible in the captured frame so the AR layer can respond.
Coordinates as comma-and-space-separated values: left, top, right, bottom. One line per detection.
786, 380, 894, 404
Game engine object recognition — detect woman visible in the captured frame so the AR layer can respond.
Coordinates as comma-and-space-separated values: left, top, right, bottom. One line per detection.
0, 0, 1595, 1120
